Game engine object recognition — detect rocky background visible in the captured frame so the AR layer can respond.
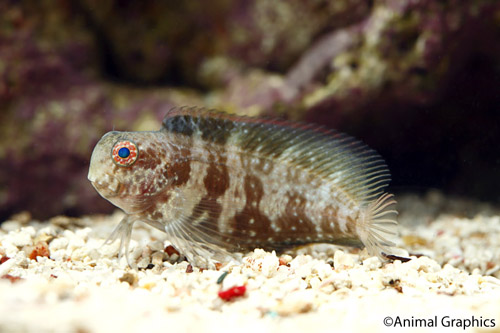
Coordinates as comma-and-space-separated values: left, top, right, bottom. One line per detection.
1, 0, 499, 220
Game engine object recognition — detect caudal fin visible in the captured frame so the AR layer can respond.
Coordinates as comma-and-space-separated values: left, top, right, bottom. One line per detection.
357, 193, 398, 259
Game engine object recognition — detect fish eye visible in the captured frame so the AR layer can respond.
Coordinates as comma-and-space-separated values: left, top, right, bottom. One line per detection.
118, 147, 130, 158
112, 140, 138, 166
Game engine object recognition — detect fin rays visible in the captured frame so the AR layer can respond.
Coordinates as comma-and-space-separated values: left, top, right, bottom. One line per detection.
163, 107, 391, 203
357, 193, 398, 259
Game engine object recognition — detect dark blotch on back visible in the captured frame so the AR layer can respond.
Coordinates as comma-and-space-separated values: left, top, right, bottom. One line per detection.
163, 115, 194, 137
198, 117, 234, 145
163, 115, 234, 145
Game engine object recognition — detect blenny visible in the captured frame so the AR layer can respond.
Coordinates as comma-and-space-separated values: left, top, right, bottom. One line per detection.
88, 107, 398, 267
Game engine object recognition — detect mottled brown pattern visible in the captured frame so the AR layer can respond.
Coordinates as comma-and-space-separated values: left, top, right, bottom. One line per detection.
189, 197, 222, 222
277, 193, 317, 236
243, 174, 262, 204
199, 117, 234, 145
238, 155, 272, 175
233, 185, 243, 200
155, 191, 171, 203
253, 157, 274, 175
149, 209, 164, 220
191, 197, 224, 240
229, 174, 272, 244
162, 115, 194, 137
319, 206, 341, 235
179, 155, 231, 240
166, 147, 192, 187
134, 147, 161, 170
163, 114, 235, 145
203, 162, 230, 198
89, 108, 397, 267
344, 216, 358, 236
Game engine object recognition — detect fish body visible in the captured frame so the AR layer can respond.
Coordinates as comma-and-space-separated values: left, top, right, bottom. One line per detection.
88, 107, 397, 267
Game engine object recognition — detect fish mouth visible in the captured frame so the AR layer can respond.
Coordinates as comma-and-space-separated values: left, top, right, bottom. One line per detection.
91, 181, 149, 215
91, 180, 123, 198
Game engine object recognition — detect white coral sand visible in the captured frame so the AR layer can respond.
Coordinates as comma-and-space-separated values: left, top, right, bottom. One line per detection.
0, 194, 499, 333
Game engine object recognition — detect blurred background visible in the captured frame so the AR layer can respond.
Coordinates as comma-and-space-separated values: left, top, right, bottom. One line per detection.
1, 0, 499, 221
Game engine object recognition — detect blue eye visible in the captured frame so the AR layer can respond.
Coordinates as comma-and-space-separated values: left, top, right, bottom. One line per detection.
118, 147, 130, 158
112, 140, 138, 166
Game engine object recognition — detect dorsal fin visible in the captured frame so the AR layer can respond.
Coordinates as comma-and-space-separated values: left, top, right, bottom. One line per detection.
162, 106, 391, 204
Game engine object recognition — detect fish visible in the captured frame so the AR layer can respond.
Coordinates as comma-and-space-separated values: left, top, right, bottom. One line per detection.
88, 107, 398, 267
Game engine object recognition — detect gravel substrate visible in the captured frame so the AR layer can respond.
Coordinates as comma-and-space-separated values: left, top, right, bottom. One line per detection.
1, 193, 499, 333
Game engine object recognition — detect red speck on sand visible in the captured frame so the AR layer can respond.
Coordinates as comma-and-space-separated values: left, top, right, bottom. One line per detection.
218, 285, 246, 301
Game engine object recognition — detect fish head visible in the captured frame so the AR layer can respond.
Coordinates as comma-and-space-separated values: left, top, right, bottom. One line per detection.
88, 131, 169, 214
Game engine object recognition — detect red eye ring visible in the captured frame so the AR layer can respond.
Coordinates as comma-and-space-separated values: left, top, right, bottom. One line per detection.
112, 140, 138, 166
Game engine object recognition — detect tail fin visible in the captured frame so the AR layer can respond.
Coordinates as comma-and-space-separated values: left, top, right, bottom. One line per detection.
357, 193, 398, 259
